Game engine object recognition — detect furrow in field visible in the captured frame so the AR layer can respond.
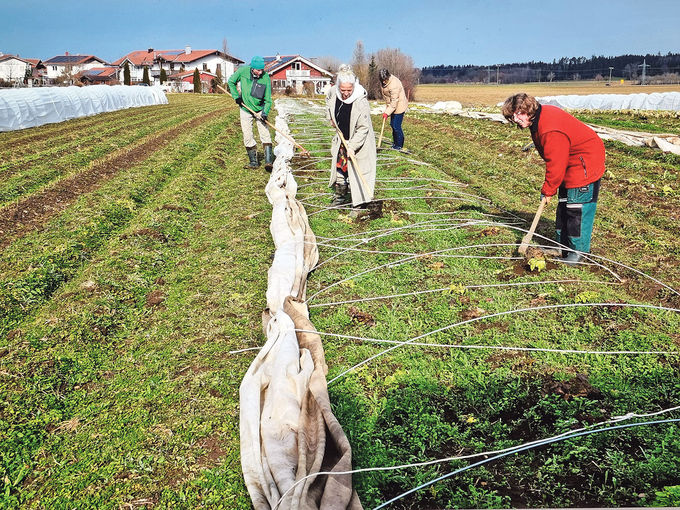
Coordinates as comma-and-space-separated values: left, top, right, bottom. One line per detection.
0, 107, 190, 180
0, 109, 235, 336
0, 107, 228, 250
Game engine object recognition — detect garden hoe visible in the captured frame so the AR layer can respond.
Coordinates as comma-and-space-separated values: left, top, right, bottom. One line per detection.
217, 85, 311, 158
377, 114, 386, 150
518, 195, 548, 255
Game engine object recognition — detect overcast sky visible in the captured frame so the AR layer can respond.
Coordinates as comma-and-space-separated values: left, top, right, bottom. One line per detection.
1, 0, 678, 67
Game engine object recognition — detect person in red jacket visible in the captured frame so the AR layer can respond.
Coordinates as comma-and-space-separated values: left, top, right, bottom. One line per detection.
502, 93, 605, 265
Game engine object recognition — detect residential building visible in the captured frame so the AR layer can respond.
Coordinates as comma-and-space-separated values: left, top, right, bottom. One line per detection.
0, 54, 32, 85
25, 59, 47, 86
78, 67, 119, 85
113, 46, 243, 85
264, 54, 332, 94
43, 53, 109, 83
166, 70, 217, 93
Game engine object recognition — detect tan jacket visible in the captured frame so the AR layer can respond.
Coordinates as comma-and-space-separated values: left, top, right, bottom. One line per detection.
381, 75, 408, 115
326, 86, 377, 207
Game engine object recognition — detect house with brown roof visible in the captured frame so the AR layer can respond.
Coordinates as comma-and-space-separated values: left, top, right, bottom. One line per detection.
264, 54, 332, 94
78, 67, 119, 85
0, 54, 33, 85
43, 53, 109, 83
113, 46, 243, 85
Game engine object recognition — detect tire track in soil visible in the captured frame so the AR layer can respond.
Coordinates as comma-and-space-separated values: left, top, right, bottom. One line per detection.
0, 108, 228, 250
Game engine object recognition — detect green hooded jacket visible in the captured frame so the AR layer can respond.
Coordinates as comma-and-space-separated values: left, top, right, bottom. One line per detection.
227, 66, 272, 116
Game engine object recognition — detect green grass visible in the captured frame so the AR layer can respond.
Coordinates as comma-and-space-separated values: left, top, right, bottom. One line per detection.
1, 95, 679, 509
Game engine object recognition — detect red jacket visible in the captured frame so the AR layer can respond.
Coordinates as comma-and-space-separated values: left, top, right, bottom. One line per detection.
530, 105, 605, 196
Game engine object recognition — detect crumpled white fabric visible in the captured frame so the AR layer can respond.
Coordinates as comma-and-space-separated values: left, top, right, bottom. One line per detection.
242, 99, 360, 510
240, 309, 314, 509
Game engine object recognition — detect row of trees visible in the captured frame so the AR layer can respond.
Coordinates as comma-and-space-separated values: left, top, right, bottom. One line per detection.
315, 42, 420, 101
421, 52, 680, 84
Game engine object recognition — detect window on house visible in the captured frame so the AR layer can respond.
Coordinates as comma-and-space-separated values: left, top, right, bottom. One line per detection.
203, 63, 208, 71
293, 62, 301, 71
170, 64, 174, 71
52, 66, 57, 71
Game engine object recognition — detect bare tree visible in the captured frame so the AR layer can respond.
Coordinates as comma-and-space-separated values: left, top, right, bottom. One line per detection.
312, 55, 342, 74
372, 47, 420, 101
351, 40, 369, 87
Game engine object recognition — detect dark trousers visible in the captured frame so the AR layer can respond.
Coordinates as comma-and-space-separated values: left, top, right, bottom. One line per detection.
390, 113, 405, 149
556, 179, 601, 253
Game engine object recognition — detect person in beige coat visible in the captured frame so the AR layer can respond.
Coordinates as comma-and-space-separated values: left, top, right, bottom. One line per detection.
325, 66, 377, 213
379, 68, 408, 150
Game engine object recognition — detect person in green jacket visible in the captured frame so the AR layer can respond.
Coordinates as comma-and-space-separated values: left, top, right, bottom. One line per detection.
227, 56, 274, 170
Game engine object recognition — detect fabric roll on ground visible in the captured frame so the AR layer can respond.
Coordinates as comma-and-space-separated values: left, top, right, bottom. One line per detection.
241, 99, 359, 509
284, 297, 363, 510
0, 84, 168, 132
240, 309, 314, 509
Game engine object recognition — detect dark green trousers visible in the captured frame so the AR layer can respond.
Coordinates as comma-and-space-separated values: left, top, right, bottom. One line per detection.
555, 179, 601, 253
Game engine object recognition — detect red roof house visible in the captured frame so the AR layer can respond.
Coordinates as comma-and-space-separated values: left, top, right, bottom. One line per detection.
113, 46, 243, 85
264, 54, 332, 94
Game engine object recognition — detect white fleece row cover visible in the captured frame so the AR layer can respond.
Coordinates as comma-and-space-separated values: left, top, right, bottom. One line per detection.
0, 85, 168, 132
240, 98, 362, 510
537, 92, 680, 111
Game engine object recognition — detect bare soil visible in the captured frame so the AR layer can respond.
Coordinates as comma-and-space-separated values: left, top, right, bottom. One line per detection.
0, 109, 226, 250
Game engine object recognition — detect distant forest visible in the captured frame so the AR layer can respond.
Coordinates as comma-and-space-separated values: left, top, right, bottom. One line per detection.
420, 53, 680, 84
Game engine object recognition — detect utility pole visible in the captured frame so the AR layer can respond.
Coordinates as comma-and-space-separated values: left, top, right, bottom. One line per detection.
638, 58, 649, 85
608, 66, 614, 85
496, 65, 499, 85
487, 66, 490, 84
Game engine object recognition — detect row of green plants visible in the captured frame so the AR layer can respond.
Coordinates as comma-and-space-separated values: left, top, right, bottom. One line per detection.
1, 96, 265, 507
0, 103, 229, 207
285, 103, 680, 507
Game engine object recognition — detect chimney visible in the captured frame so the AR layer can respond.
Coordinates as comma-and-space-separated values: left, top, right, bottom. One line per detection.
275, 53, 281, 61
148, 48, 153, 53
185, 45, 191, 55
65, 51, 69, 56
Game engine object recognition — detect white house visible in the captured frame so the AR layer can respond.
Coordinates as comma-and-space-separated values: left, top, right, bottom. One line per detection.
112, 46, 244, 85
0, 54, 32, 85
43, 53, 109, 82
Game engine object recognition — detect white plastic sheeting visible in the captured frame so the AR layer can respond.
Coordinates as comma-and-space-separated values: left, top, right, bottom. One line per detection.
0, 85, 168, 132
240, 99, 362, 509
536, 92, 680, 111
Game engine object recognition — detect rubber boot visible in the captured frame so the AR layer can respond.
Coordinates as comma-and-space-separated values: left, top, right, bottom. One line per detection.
244, 146, 259, 169
562, 252, 583, 266
264, 143, 274, 172
330, 183, 351, 207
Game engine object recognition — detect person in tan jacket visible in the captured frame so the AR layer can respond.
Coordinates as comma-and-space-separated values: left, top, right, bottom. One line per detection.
379, 68, 408, 150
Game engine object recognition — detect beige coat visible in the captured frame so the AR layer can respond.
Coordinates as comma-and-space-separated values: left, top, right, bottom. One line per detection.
326, 86, 377, 207
381, 75, 408, 115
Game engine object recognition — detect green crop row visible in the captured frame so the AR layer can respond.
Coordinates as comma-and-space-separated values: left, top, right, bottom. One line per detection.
0, 108, 229, 208
1, 101, 260, 508
277, 104, 680, 508
0, 110, 233, 338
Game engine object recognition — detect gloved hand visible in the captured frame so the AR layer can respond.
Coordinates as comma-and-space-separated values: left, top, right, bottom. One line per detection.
235, 96, 243, 106
540, 193, 545, 202
260, 113, 268, 123
382, 113, 388, 119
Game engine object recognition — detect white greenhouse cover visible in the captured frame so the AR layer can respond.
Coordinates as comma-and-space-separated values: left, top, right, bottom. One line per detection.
0, 85, 168, 132
537, 92, 680, 111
